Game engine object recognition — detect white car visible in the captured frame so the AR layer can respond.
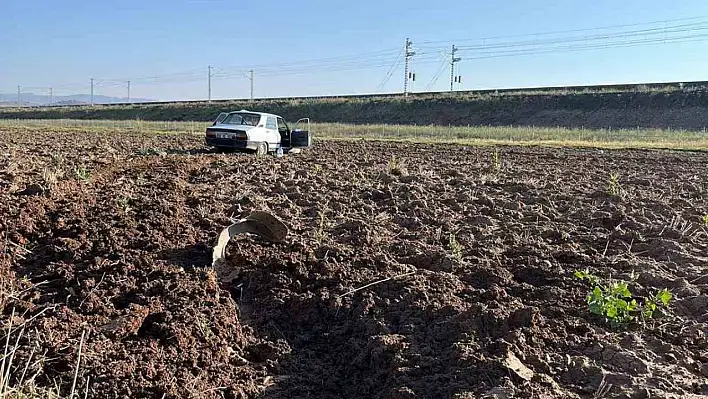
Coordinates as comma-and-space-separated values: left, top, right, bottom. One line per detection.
204, 109, 312, 155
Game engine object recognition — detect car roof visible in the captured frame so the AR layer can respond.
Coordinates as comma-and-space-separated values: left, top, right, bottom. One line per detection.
229, 109, 282, 118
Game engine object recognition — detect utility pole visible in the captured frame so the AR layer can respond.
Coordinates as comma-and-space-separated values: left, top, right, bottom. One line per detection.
208, 65, 213, 102
17, 86, 20, 104
90, 78, 94, 106
249, 69, 254, 101
49, 87, 53, 105
127, 81, 131, 103
403, 38, 416, 97
450, 45, 461, 92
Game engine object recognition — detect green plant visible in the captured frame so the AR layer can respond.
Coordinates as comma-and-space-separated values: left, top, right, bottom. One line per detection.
575, 269, 672, 327
73, 165, 90, 181
42, 167, 62, 188
315, 210, 327, 242
116, 196, 132, 213
388, 156, 407, 176
701, 214, 708, 226
643, 288, 673, 319
607, 172, 621, 197
491, 149, 501, 171
137, 147, 166, 156
448, 233, 463, 261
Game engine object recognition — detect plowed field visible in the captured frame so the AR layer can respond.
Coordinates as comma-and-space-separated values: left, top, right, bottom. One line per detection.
1, 128, 707, 399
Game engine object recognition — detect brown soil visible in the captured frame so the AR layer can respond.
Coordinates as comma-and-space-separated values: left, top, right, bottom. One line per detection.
1, 128, 707, 399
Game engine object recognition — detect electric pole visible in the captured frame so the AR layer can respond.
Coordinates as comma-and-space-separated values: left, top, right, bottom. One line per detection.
127, 81, 131, 103
249, 69, 254, 101
49, 87, 53, 105
208, 65, 213, 102
90, 78, 94, 106
403, 38, 416, 97
17, 86, 20, 104
450, 45, 461, 91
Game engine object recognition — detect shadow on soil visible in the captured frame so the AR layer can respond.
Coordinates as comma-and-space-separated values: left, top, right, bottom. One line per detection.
230, 258, 544, 399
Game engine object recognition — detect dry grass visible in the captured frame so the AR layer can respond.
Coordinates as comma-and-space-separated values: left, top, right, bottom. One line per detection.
1, 119, 707, 150
1, 242, 84, 398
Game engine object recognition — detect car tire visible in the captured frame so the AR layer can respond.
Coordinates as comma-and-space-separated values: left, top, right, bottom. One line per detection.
256, 142, 268, 157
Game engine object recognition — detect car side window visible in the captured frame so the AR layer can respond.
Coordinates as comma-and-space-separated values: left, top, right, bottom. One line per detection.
266, 117, 277, 130
277, 117, 288, 132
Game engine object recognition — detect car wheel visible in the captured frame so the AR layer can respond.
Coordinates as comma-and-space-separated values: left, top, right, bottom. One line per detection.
256, 142, 268, 157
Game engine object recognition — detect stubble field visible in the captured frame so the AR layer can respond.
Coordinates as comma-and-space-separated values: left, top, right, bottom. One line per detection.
1, 127, 707, 399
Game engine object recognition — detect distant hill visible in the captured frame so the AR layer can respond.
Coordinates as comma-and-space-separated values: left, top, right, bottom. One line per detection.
0, 101, 34, 107
0, 92, 153, 106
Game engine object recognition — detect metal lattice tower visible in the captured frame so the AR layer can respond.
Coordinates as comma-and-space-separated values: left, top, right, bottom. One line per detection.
450, 45, 461, 91
403, 38, 416, 96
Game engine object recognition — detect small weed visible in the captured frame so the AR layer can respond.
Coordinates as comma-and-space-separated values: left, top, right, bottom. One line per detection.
195, 204, 210, 219
701, 214, 708, 226
50, 153, 65, 167
73, 165, 90, 181
492, 149, 501, 171
42, 167, 61, 188
607, 172, 622, 197
575, 269, 672, 327
449, 233, 463, 262
313, 164, 323, 174
315, 210, 327, 242
116, 196, 132, 213
137, 147, 166, 156
195, 314, 215, 342
388, 156, 407, 176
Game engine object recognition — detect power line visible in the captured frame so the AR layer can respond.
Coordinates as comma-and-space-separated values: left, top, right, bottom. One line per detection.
452, 21, 708, 52
376, 49, 403, 93
12, 15, 708, 99
416, 15, 708, 45
215, 48, 400, 72
461, 32, 708, 61
424, 61, 448, 91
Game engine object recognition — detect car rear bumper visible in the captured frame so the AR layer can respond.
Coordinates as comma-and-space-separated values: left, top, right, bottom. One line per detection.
205, 137, 258, 150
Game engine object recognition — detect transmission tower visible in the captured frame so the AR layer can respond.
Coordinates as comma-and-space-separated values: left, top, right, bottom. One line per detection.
208, 65, 213, 102
249, 69, 254, 101
403, 38, 416, 96
450, 45, 461, 91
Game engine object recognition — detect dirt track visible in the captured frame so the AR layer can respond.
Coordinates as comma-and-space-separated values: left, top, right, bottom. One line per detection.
1, 128, 707, 399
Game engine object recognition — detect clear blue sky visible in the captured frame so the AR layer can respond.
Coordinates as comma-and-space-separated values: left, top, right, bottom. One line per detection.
3, 0, 708, 101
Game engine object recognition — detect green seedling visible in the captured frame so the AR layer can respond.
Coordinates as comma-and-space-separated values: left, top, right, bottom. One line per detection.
73, 165, 90, 181
388, 155, 407, 176
116, 196, 132, 213
491, 149, 501, 171
607, 172, 621, 197
575, 268, 672, 327
449, 232, 463, 262
315, 210, 327, 242
701, 214, 708, 226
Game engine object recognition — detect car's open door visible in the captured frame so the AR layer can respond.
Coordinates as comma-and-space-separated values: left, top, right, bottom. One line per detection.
291, 118, 312, 148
